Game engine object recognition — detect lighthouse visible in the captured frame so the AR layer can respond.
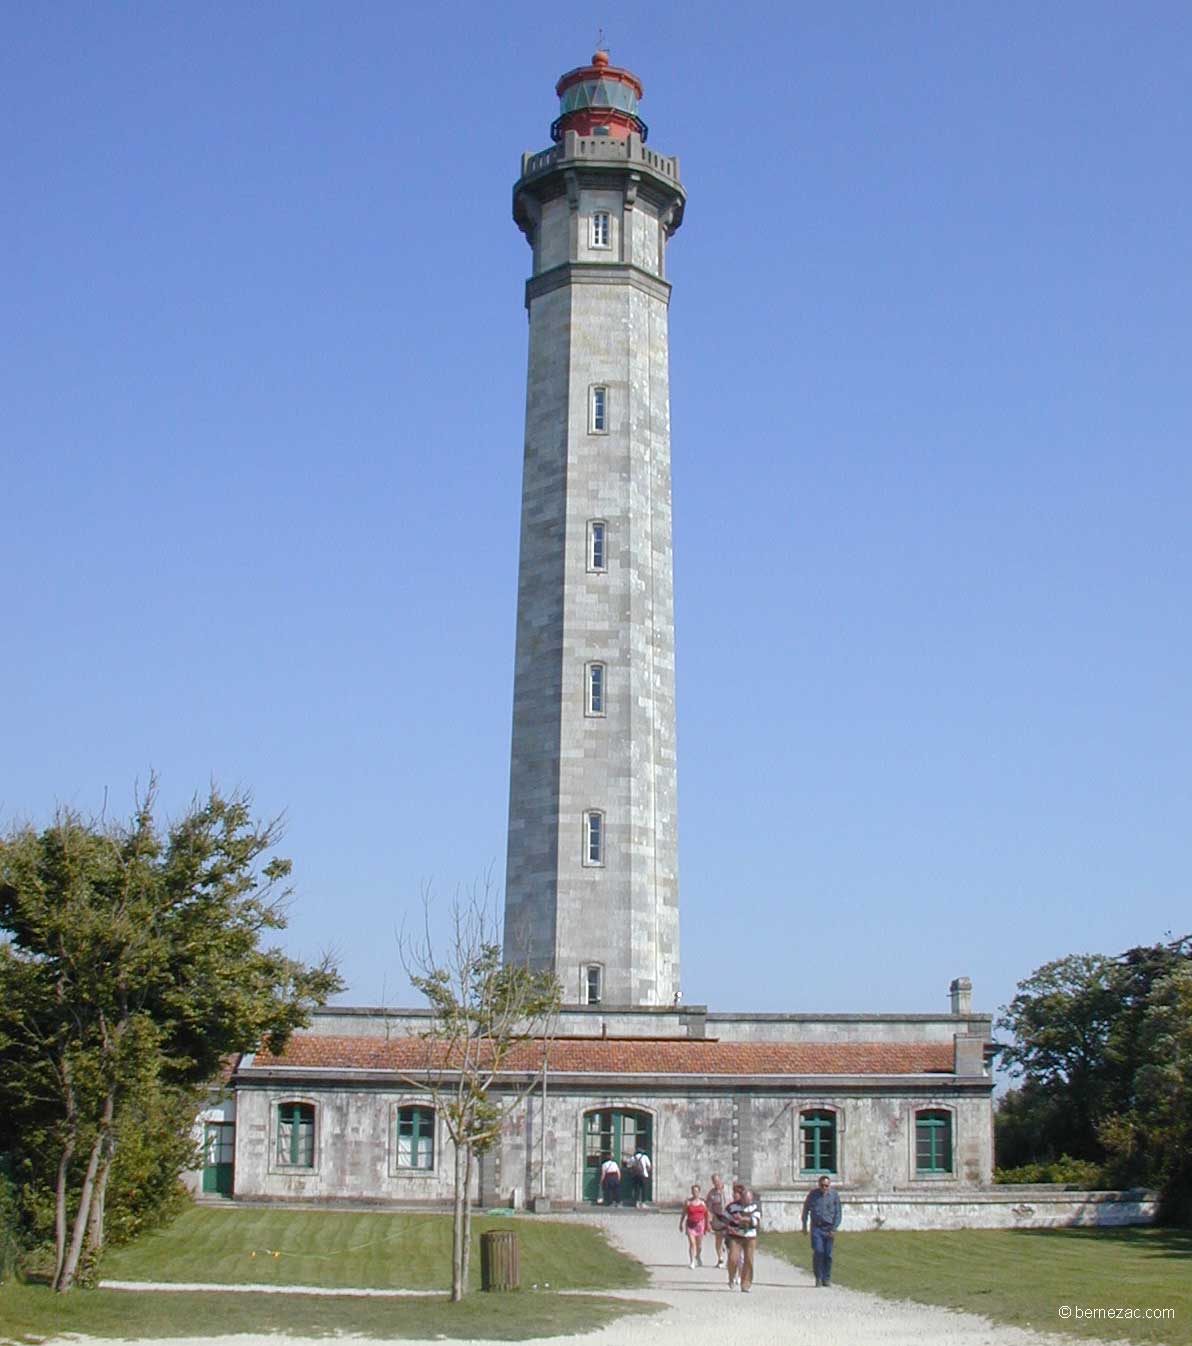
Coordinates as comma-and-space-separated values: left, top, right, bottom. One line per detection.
503, 52, 686, 1007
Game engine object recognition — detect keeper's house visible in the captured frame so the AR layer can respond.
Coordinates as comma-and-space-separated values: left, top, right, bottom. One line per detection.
208, 980, 1020, 1231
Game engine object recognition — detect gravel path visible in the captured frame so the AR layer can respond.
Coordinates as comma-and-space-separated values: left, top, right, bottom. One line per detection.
542, 1211, 1084, 1346
74, 1210, 1091, 1346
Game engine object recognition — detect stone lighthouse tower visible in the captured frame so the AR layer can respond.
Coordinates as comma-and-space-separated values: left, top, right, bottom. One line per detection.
503, 52, 686, 1007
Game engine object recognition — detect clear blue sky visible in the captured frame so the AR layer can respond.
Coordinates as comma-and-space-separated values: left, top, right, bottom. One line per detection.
4, 3, 1190, 1023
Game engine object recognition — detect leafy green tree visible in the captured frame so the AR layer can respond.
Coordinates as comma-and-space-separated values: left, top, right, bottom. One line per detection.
993, 1084, 1079, 1171
0, 1162, 19, 1284
1104, 938, 1192, 1115
401, 888, 561, 1301
997, 953, 1119, 1162
1102, 963, 1192, 1221
998, 938, 1192, 1222
0, 782, 342, 1290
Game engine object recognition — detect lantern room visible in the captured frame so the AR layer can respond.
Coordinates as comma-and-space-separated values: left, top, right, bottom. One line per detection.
551, 50, 647, 143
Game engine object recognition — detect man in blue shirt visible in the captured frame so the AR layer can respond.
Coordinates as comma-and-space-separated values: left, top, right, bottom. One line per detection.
801, 1174, 842, 1287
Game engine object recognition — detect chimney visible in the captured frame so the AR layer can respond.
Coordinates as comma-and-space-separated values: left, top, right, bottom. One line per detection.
953, 1034, 986, 1076
949, 976, 972, 1016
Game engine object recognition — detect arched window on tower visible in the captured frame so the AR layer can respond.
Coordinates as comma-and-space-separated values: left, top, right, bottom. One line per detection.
590, 385, 608, 433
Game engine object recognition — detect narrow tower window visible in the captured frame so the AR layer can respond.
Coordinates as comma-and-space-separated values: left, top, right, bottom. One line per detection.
587, 520, 607, 572
591, 211, 611, 248
590, 385, 608, 433
584, 810, 604, 866
584, 964, 603, 1005
586, 662, 606, 716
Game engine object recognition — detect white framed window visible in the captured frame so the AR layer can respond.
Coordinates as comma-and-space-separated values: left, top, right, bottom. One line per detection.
591, 211, 611, 248
583, 810, 605, 866
584, 964, 603, 1005
590, 385, 608, 434
585, 662, 606, 716
587, 520, 607, 572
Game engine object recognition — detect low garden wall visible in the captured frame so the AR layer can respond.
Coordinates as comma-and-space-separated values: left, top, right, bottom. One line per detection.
761, 1187, 1157, 1232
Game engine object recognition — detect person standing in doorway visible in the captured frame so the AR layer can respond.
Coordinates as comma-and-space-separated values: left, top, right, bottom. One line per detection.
679, 1183, 709, 1268
801, 1174, 842, 1286
599, 1154, 621, 1206
629, 1146, 652, 1205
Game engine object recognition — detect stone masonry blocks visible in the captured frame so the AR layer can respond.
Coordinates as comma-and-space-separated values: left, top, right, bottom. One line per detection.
505, 152, 683, 1005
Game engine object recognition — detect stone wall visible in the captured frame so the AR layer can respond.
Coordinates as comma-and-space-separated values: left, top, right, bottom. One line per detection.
227, 1079, 992, 1207
233, 1086, 470, 1205
742, 1093, 992, 1192
306, 1003, 993, 1043
761, 1188, 1158, 1232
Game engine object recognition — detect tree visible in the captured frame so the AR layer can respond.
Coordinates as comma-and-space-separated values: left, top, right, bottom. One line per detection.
997, 953, 1119, 1162
1102, 962, 1192, 1221
400, 887, 561, 1301
0, 782, 343, 1289
993, 1083, 1075, 1172
997, 938, 1192, 1222
1104, 938, 1192, 1117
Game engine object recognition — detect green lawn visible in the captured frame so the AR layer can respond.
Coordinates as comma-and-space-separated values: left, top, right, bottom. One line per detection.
0, 1284, 659, 1343
99, 1204, 648, 1292
0, 1206, 658, 1343
769, 1226, 1192, 1345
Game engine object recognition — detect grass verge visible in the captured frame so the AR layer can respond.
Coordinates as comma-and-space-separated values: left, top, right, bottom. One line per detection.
99, 1204, 649, 1292
768, 1226, 1192, 1345
0, 1284, 661, 1343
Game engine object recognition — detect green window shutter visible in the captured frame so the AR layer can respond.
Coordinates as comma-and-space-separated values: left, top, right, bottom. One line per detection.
277, 1102, 315, 1168
397, 1106, 435, 1169
915, 1111, 952, 1173
800, 1110, 837, 1174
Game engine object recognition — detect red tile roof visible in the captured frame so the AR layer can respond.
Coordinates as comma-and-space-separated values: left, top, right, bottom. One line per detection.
245, 1034, 954, 1077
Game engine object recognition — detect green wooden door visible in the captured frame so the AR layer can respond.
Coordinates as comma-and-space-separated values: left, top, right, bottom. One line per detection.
202, 1122, 235, 1196
582, 1110, 653, 1204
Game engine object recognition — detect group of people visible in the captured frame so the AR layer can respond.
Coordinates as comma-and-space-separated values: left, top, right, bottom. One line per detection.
678, 1172, 843, 1292
597, 1147, 652, 1207
599, 1150, 844, 1292
679, 1174, 761, 1291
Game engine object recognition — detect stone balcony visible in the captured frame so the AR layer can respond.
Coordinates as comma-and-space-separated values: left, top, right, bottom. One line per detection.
520, 130, 681, 185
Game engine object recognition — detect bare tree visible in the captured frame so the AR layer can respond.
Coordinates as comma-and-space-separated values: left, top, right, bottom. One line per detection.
400, 882, 561, 1301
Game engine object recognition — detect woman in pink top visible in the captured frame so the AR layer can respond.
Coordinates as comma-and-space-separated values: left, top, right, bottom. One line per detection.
680, 1183, 709, 1269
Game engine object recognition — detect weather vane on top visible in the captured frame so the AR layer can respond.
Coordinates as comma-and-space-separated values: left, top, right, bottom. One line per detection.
596, 27, 606, 51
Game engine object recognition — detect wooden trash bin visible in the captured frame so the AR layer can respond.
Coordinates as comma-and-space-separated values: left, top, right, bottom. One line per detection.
480, 1229, 520, 1291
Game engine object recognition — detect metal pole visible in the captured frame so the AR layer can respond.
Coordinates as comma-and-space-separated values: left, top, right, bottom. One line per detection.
540, 1057, 548, 1198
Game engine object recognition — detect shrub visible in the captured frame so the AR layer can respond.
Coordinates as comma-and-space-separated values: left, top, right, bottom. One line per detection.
0, 1163, 22, 1283
994, 1154, 1106, 1186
